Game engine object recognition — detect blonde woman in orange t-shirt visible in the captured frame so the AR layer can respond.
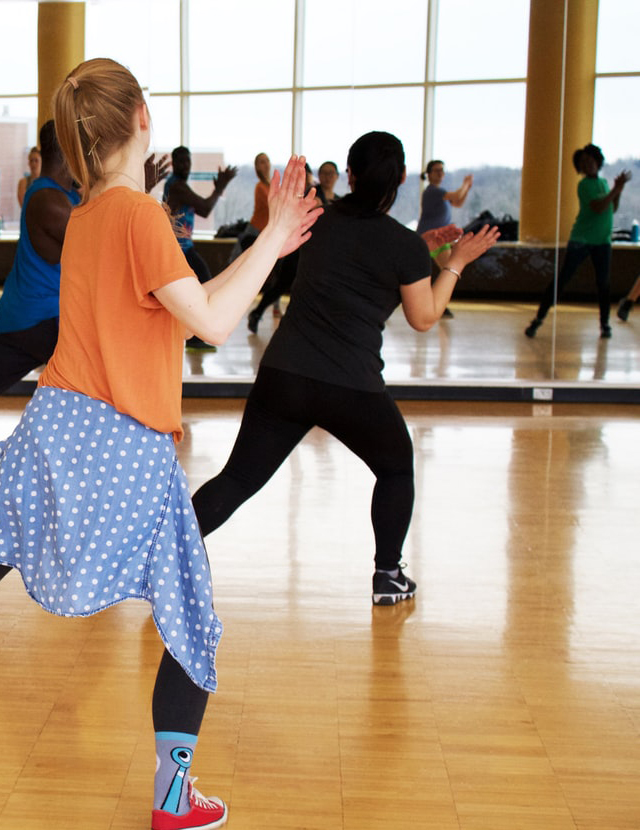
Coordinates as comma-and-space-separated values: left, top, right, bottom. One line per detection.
0, 58, 320, 830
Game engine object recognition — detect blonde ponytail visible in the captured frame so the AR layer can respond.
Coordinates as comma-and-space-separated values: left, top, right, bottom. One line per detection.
53, 58, 145, 204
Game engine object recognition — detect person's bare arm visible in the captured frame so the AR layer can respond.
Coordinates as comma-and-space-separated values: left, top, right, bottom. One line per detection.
401, 224, 499, 331
590, 170, 632, 214
445, 173, 474, 208
154, 157, 321, 344
25, 188, 76, 265
166, 165, 238, 218
17, 177, 28, 207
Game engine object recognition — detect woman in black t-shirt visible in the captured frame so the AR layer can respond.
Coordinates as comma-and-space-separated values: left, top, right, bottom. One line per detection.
193, 131, 498, 606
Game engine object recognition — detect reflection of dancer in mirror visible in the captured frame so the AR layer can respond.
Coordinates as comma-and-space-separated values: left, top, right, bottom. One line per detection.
229, 152, 271, 263
316, 160, 341, 204
16, 145, 42, 206
192, 131, 499, 607
164, 145, 237, 349
247, 164, 320, 333
0, 125, 167, 394
0, 121, 80, 393
525, 144, 632, 340
417, 159, 473, 318
617, 275, 640, 321
163, 146, 237, 285
0, 57, 320, 830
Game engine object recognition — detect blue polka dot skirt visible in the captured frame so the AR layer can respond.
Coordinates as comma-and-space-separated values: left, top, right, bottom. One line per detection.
0, 387, 222, 692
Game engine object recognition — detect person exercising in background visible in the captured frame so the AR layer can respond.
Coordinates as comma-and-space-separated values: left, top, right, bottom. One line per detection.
16, 145, 42, 207
164, 146, 238, 349
163, 146, 238, 284
0, 121, 81, 393
0, 122, 169, 394
417, 159, 473, 318
193, 132, 498, 607
525, 144, 631, 340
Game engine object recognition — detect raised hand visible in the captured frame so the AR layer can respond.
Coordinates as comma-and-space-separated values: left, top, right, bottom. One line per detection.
214, 165, 238, 194
450, 224, 500, 268
614, 169, 632, 189
421, 223, 462, 251
268, 155, 323, 257
144, 153, 170, 193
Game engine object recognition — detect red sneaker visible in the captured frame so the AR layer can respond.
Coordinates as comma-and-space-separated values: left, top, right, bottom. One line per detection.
152, 779, 228, 830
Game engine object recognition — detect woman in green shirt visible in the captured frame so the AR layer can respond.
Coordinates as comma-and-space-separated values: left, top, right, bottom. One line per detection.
525, 143, 631, 339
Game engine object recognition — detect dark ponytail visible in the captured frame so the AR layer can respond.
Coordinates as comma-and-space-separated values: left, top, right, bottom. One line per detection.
337, 131, 405, 217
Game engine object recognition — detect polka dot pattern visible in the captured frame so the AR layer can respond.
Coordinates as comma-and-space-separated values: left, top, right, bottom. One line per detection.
0, 388, 222, 692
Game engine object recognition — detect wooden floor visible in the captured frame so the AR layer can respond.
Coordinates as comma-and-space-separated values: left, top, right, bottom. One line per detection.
7, 300, 640, 400
1, 396, 639, 829
181, 300, 640, 392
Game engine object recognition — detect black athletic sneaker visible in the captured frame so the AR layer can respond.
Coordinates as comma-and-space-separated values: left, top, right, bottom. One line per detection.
372, 566, 417, 606
524, 318, 543, 338
600, 324, 612, 339
186, 336, 217, 352
247, 309, 260, 334
617, 298, 633, 322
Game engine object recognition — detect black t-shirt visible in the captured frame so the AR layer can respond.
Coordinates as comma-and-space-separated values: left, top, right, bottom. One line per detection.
261, 204, 431, 392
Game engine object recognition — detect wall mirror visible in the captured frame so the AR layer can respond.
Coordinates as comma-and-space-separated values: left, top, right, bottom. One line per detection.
1, 0, 638, 400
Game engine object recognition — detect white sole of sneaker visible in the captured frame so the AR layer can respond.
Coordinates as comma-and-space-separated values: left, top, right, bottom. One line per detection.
372, 591, 415, 606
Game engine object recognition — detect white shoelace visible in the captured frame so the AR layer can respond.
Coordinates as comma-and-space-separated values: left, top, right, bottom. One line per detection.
188, 777, 223, 809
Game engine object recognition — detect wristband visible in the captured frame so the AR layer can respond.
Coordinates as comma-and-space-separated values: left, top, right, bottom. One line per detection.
441, 266, 461, 280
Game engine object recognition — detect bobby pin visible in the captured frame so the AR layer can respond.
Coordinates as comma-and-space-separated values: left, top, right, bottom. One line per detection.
87, 137, 101, 157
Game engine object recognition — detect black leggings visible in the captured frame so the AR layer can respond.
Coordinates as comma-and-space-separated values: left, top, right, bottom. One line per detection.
192, 366, 414, 571
536, 242, 612, 325
251, 252, 299, 321
0, 317, 59, 394
152, 649, 209, 734
184, 246, 212, 285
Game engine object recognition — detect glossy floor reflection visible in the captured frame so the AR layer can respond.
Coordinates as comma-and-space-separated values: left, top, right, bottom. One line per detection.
9, 302, 640, 397
183, 300, 640, 388
0, 398, 639, 829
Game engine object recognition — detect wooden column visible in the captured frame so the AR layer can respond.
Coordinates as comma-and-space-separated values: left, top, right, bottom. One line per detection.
37, 1, 85, 129
519, 0, 599, 243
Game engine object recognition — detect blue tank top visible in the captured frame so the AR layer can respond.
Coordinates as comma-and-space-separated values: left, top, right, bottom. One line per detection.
0, 177, 81, 333
163, 174, 194, 251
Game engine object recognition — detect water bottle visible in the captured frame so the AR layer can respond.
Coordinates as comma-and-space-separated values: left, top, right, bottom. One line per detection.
632, 220, 639, 243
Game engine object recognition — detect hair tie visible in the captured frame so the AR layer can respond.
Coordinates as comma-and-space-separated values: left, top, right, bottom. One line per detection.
67, 76, 79, 90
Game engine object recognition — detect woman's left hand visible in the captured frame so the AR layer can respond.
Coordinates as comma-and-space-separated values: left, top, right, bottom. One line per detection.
449, 224, 501, 268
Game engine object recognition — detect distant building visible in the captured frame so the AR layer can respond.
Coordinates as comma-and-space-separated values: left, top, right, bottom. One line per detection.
0, 121, 30, 231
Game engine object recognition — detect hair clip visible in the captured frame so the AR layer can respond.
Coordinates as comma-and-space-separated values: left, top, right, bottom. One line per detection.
75, 115, 96, 124
87, 137, 101, 157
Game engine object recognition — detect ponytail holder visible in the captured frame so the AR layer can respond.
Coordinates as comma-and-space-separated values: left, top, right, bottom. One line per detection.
67, 76, 79, 90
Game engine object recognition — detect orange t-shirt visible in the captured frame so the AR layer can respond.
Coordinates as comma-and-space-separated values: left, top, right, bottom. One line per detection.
249, 180, 269, 231
40, 188, 195, 442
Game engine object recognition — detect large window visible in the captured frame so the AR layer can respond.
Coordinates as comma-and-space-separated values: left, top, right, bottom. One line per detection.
593, 0, 640, 228
1, 0, 531, 233
0, 2, 38, 231
85, 0, 531, 232
9, 1, 638, 236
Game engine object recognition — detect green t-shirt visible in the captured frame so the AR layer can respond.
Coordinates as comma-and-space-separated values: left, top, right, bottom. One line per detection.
570, 175, 612, 245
